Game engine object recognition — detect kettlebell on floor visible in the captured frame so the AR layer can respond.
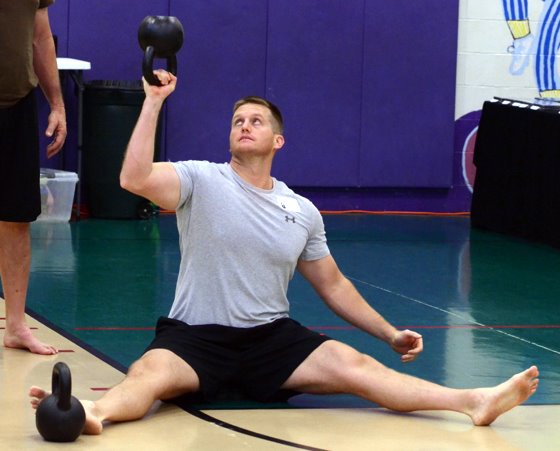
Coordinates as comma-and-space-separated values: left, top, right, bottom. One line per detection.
36, 361, 86, 442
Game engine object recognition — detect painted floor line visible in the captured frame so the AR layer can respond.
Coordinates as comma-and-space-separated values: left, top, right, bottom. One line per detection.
348, 276, 560, 356
74, 326, 156, 331
309, 324, 560, 330
74, 324, 560, 332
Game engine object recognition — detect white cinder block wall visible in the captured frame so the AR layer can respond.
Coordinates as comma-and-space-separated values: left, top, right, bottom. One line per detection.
456, 0, 548, 119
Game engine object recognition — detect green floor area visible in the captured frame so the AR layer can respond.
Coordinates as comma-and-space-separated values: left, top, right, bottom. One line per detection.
20, 214, 560, 406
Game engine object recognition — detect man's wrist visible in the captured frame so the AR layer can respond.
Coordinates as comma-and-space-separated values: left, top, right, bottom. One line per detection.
50, 103, 65, 111
143, 97, 165, 112
384, 327, 399, 345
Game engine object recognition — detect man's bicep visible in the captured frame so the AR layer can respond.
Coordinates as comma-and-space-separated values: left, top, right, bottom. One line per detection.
33, 8, 52, 42
135, 162, 182, 211
297, 255, 343, 296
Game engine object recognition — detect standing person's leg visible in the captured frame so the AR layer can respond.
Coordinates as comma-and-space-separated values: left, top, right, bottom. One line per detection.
0, 91, 56, 354
29, 349, 201, 434
281, 341, 539, 426
0, 222, 56, 354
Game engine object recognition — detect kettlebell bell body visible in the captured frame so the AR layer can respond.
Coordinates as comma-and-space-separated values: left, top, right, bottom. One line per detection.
138, 16, 184, 86
36, 362, 86, 442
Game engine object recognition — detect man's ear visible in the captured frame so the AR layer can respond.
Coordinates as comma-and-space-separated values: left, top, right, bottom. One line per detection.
274, 134, 285, 150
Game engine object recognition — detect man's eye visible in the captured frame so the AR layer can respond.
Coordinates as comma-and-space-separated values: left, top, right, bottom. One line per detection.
253, 119, 261, 125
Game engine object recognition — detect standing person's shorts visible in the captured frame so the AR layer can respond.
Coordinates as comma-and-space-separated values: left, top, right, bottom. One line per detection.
0, 90, 41, 222
144, 317, 332, 403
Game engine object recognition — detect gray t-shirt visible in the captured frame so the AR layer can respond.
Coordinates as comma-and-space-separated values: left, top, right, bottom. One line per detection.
168, 161, 330, 327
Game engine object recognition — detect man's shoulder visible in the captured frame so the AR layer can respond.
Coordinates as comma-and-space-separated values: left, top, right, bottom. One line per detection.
174, 160, 227, 174
275, 181, 319, 213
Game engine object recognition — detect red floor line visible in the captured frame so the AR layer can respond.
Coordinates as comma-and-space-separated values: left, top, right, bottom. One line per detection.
410, 325, 560, 329
308, 324, 560, 330
74, 327, 156, 331
74, 324, 560, 331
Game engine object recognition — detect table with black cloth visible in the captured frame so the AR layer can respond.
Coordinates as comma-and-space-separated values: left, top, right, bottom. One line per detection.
471, 99, 560, 248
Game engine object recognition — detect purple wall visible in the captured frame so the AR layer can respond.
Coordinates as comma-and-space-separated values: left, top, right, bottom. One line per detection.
266, 2, 364, 186
40, 0, 464, 212
360, 1, 457, 187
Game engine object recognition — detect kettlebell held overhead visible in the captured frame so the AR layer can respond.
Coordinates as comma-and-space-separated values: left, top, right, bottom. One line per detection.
138, 15, 184, 86
35, 362, 86, 442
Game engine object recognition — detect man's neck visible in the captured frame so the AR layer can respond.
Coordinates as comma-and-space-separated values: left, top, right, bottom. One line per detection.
230, 158, 274, 190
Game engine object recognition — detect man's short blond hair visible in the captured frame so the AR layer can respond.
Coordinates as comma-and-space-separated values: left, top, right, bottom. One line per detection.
233, 96, 284, 134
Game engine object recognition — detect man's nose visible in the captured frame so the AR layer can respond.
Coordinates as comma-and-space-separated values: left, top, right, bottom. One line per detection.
241, 120, 251, 131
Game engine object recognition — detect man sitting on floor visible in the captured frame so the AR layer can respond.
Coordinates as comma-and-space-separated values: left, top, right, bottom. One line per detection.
30, 70, 539, 435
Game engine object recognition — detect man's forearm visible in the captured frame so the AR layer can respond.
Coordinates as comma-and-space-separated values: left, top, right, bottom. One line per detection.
324, 278, 398, 344
120, 98, 163, 191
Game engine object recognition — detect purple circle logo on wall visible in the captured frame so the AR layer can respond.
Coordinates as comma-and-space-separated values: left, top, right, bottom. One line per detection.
455, 110, 482, 195
462, 126, 477, 193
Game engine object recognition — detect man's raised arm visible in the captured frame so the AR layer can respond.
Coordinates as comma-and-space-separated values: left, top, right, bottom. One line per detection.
120, 70, 180, 211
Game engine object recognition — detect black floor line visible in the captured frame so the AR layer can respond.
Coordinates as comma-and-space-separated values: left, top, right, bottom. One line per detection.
23, 308, 331, 450
186, 409, 330, 451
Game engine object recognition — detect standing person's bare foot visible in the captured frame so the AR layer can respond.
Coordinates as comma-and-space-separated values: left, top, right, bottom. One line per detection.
4, 323, 57, 354
468, 366, 539, 426
29, 386, 103, 435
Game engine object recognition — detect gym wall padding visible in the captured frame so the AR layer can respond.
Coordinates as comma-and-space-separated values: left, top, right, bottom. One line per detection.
266, 2, 364, 187
360, 2, 457, 188
167, 0, 269, 165
46, 0, 459, 191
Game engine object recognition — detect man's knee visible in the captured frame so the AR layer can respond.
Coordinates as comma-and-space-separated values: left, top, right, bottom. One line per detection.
320, 341, 374, 377
128, 349, 179, 378
126, 356, 154, 379
127, 349, 200, 398
284, 341, 376, 392
0, 221, 29, 244
0, 221, 29, 233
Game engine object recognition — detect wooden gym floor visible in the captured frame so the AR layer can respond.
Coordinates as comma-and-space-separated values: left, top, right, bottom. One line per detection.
1, 214, 559, 450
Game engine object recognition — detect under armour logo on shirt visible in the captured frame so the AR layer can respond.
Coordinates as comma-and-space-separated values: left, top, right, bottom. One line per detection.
285, 215, 296, 223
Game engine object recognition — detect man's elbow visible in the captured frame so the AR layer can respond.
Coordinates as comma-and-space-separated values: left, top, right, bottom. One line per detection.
119, 172, 141, 194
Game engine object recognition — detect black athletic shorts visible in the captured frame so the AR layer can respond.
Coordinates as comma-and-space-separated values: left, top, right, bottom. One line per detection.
144, 316, 332, 403
0, 90, 41, 222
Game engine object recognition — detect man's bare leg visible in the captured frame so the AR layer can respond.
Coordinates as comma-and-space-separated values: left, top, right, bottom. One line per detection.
29, 349, 200, 434
282, 341, 539, 426
0, 221, 56, 354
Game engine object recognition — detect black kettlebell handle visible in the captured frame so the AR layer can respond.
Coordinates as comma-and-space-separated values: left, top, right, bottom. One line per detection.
138, 16, 183, 86
52, 362, 72, 410
142, 46, 178, 86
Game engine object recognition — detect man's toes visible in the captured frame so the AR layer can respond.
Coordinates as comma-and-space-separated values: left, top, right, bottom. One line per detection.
29, 386, 49, 399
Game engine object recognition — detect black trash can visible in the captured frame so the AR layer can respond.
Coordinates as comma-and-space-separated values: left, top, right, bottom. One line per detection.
83, 80, 162, 219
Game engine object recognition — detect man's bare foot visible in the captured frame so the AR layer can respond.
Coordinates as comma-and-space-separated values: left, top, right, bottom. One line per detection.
468, 366, 539, 426
29, 386, 103, 435
4, 324, 57, 355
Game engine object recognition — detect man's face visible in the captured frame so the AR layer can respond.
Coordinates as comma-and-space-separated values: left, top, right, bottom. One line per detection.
229, 104, 283, 156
